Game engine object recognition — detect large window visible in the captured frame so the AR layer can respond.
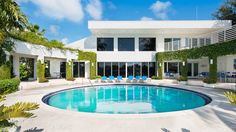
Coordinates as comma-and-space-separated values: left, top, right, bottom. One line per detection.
97, 38, 114, 51
164, 38, 181, 51
142, 62, 148, 76
149, 62, 156, 77
127, 62, 134, 76
173, 38, 180, 51
112, 62, 118, 77
192, 38, 198, 48
134, 62, 141, 76
139, 38, 156, 51
118, 38, 135, 51
105, 62, 111, 77
97, 62, 104, 76
119, 62, 126, 77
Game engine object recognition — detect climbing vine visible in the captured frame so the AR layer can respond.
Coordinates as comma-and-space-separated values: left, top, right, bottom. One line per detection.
36, 60, 48, 83
66, 61, 74, 81
156, 39, 236, 83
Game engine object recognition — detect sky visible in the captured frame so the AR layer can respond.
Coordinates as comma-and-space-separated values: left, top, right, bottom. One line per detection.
16, 0, 224, 44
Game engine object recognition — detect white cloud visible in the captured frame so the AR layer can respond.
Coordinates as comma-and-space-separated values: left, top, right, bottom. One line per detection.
61, 38, 69, 44
108, 1, 116, 10
49, 25, 60, 36
21, 0, 84, 22
150, 1, 172, 20
86, 0, 103, 20
140, 16, 154, 21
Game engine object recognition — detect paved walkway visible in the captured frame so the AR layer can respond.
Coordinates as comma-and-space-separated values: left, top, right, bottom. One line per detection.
3, 80, 236, 132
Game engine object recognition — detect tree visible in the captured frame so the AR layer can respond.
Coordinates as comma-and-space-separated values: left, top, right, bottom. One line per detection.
213, 0, 236, 25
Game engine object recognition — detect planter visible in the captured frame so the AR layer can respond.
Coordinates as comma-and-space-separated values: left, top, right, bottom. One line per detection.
178, 81, 187, 85
203, 83, 216, 88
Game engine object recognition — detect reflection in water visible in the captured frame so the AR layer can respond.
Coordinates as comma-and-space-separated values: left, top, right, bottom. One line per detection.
48, 85, 207, 114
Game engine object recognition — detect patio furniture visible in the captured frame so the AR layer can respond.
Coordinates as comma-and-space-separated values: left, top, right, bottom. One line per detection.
108, 76, 115, 83
116, 76, 123, 82
126, 76, 134, 83
133, 76, 140, 83
226, 72, 232, 83
140, 76, 147, 83
101, 76, 107, 83
231, 72, 236, 83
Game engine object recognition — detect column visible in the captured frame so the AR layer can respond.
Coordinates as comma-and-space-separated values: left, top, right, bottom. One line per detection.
13, 54, 20, 78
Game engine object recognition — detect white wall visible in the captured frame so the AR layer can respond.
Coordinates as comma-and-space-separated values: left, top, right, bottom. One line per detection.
218, 55, 236, 72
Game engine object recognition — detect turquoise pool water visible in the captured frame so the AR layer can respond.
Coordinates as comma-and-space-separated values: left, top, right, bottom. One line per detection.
44, 85, 211, 114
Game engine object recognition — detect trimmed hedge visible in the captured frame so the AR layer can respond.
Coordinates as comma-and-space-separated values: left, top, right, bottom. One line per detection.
36, 60, 48, 83
0, 78, 20, 94
156, 40, 236, 83
0, 64, 11, 80
78, 50, 97, 79
66, 61, 74, 81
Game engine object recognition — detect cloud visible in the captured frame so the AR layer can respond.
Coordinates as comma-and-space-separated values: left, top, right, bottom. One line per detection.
140, 16, 154, 21
150, 1, 172, 20
108, 1, 116, 10
86, 0, 103, 20
61, 38, 69, 44
20, 0, 84, 22
49, 25, 60, 36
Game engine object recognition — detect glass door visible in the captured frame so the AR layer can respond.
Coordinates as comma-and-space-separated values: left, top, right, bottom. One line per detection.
187, 63, 192, 76
73, 62, 79, 77
60, 62, 66, 78
79, 62, 85, 77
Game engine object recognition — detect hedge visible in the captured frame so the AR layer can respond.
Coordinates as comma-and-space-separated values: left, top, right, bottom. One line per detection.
156, 39, 236, 83
0, 64, 11, 80
36, 60, 48, 83
66, 61, 74, 81
0, 78, 20, 94
78, 50, 97, 79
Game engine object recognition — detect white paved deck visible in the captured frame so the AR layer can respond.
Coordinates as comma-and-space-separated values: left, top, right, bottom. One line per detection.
3, 79, 236, 132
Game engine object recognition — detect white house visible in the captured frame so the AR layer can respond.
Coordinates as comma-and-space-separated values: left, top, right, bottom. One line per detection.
66, 20, 236, 79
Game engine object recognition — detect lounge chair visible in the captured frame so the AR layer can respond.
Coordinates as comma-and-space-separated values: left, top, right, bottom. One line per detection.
101, 76, 107, 83
133, 76, 141, 83
126, 76, 134, 83
116, 76, 123, 82
108, 76, 115, 83
140, 76, 147, 83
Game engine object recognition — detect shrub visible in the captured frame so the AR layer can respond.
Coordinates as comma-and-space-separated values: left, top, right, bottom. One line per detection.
203, 77, 217, 84
224, 91, 236, 104
0, 64, 11, 80
66, 61, 74, 81
151, 76, 163, 80
0, 78, 20, 94
36, 60, 48, 83
90, 76, 101, 80
19, 63, 30, 81
177, 76, 187, 81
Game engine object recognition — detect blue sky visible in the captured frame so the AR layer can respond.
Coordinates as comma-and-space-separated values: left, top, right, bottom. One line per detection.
17, 0, 224, 44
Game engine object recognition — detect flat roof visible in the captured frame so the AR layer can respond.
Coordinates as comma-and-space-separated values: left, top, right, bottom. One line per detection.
88, 20, 232, 30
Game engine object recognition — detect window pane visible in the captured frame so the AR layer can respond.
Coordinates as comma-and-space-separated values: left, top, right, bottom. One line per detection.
165, 38, 172, 51
149, 62, 156, 77
118, 38, 135, 51
73, 62, 78, 78
79, 62, 85, 77
192, 38, 198, 48
20, 57, 35, 79
168, 62, 178, 74
206, 38, 211, 45
164, 62, 168, 73
105, 62, 111, 77
142, 62, 148, 76
119, 62, 126, 77
173, 38, 180, 51
187, 63, 192, 76
139, 38, 156, 51
127, 62, 133, 76
97, 62, 104, 76
97, 38, 114, 51
134, 62, 141, 76
193, 63, 198, 76
112, 62, 118, 77
199, 38, 205, 47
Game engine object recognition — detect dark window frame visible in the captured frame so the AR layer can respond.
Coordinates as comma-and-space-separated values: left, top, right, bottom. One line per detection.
118, 38, 135, 51
139, 38, 156, 51
97, 38, 114, 51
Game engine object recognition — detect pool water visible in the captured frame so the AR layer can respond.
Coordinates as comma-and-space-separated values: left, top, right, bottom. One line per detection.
44, 85, 211, 114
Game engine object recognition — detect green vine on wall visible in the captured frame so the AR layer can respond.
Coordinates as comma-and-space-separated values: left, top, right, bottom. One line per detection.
156, 40, 236, 83
66, 61, 74, 81
36, 60, 48, 83
78, 50, 97, 79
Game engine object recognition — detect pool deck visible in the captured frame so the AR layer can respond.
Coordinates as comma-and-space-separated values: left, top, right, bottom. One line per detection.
3, 79, 236, 132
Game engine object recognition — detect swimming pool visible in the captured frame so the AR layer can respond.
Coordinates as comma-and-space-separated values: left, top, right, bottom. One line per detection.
43, 85, 211, 114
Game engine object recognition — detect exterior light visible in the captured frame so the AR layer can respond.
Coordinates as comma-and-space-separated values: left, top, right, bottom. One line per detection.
210, 59, 213, 64
159, 63, 162, 67
182, 61, 185, 66
92, 62, 94, 66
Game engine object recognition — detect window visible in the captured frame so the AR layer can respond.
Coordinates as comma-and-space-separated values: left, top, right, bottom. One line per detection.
112, 62, 118, 77
192, 38, 198, 48
199, 38, 205, 47
97, 38, 114, 51
97, 62, 104, 76
168, 62, 178, 73
234, 59, 236, 70
134, 62, 141, 76
142, 62, 148, 76
105, 62, 111, 77
73, 62, 78, 78
119, 62, 126, 77
19, 57, 35, 79
173, 38, 181, 51
118, 38, 135, 51
164, 38, 171, 51
149, 62, 156, 77
206, 38, 211, 45
127, 62, 134, 76
139, 38, 156, 51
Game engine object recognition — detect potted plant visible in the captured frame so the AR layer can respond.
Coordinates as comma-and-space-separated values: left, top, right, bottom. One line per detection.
203, 78, 217, 88
177, 76, 187, 85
